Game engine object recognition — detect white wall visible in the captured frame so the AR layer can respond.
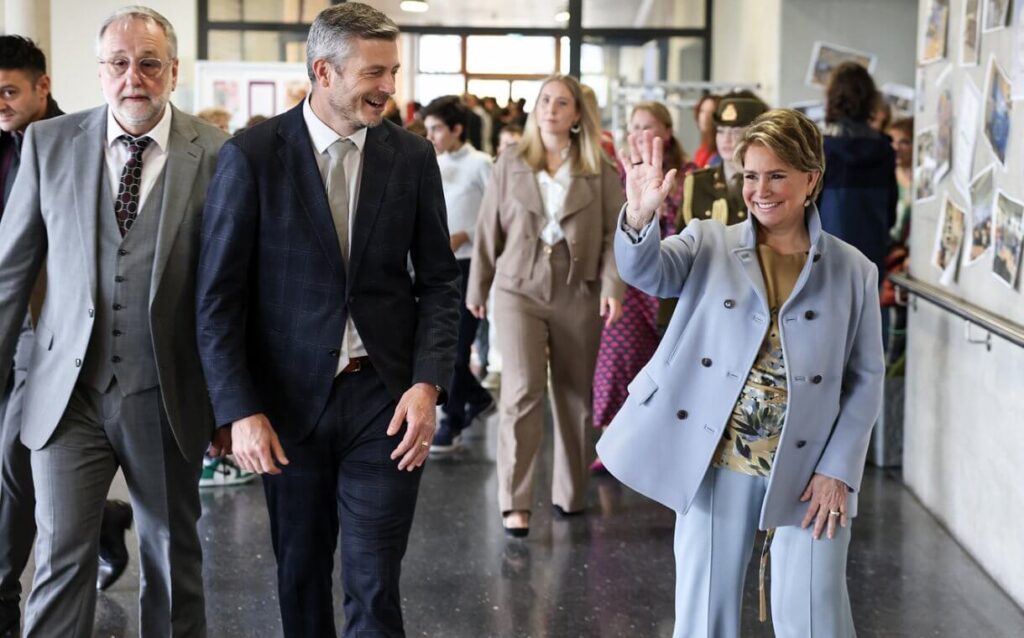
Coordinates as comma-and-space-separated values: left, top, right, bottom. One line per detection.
778, 0, 918, 106
904, 0, 1024, 609
48, 0, 198, 113
712, 0, 782, 104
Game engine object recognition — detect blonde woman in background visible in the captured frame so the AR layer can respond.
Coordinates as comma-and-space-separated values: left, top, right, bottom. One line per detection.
467, 74, 624, 537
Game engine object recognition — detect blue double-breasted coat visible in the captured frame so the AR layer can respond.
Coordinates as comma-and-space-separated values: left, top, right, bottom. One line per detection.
597, 206, 884, 529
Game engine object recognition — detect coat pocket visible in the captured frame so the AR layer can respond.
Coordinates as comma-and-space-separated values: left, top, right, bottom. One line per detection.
626, 369, 658, 405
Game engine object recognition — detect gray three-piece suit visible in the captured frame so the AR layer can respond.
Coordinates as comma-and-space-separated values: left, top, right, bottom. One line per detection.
0, 104, 227, 636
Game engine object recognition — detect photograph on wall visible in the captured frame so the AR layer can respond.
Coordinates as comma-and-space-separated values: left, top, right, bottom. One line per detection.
992, 190, 1024, 288
805, 41, 878, 87
914, 127, 938, 202
961, 0, 982, 66
933, 194, 966, 285
789, 100, 826, 126
212, 80, 240, 113
248, 81, 277, 119
965, 164, 996, 265
983, 0, 1010, 32
879, 83, 915, 118
921, 0, 950, 64
935, 84, 953, 182
1013, 2, 1024, 99
983, 55, 1012, 166
284, 80, 310, 109
953, 76, 981, 188
915, 67, 929, 114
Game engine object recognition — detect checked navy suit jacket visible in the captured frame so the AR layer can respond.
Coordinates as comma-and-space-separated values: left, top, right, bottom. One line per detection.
195, 103, 461, 440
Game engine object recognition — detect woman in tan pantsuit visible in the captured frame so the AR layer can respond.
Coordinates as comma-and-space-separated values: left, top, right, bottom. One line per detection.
467, 75, 625, 537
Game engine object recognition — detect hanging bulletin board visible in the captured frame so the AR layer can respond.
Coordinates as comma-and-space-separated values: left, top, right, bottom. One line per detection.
194, 61, 310, 133
911, 0, 1024, 325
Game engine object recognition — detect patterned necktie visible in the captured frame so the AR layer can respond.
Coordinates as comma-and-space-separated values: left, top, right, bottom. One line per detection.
325, 138, 355, 263
114, 134, 153, 236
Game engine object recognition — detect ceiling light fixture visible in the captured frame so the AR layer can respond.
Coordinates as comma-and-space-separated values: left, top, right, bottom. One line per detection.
400, 0, 429, 13
554, 10, 570, 23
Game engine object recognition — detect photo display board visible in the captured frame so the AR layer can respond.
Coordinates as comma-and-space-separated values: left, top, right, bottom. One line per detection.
913, 0, 1024, 324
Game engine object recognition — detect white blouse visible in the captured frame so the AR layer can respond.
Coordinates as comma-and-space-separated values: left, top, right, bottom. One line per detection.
536, 159, 573, 246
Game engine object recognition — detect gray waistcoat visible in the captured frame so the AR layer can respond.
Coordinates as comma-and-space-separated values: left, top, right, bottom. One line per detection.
79, 170, 165, 395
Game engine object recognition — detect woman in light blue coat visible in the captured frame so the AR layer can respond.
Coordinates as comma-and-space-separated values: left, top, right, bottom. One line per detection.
597, 109, 884, 637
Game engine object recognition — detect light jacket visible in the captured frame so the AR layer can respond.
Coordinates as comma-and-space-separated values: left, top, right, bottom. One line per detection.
596, 206, 884, 529
466, 147, 625, 306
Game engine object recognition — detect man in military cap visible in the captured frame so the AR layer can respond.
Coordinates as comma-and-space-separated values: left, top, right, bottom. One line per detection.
677, 92, 769, 230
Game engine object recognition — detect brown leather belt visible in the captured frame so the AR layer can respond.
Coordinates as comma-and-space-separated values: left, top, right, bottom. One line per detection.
340, 356, 371, 374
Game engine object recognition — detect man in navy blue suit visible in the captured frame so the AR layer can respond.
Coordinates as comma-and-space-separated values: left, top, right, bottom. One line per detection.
195, 4, 461, 636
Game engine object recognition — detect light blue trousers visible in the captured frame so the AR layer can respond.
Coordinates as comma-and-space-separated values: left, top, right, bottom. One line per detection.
673, 467, 856, 638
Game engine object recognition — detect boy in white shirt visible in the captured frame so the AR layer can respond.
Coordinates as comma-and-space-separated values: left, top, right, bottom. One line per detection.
423, 96, 495, 452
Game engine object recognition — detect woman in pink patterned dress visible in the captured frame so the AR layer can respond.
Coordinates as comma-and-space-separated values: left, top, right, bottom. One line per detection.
592, 103, 697, 456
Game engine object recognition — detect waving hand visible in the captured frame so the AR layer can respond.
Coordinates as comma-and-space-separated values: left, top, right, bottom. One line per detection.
618, 130, 679, 231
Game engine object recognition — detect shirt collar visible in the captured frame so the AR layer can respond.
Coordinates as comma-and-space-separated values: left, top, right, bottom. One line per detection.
445, 142, 475, 159
303, 97, 367, 154
106, 103, 172, 150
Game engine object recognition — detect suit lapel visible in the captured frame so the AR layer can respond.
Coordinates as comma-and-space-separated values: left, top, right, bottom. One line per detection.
347, 124, 395, 287
71, 107, 108, 305
730, 222, 769, 311
509, 159, 546, 220
277, 104, 345, 280
559, 174, 596, 222
151, 107, 202, 305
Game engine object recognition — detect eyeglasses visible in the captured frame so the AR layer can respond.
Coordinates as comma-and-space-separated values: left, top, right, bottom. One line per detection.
98, 57, 171, 78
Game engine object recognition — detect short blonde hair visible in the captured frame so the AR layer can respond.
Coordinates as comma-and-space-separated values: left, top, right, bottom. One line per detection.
197, 107, 231, 131
518, 75, 604, 176
734, 108, 826, 199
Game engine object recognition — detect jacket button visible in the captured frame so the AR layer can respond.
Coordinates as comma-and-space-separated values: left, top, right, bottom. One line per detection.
74, 358, 82, 367
804, 310, 816, 320
118, 249, 128, 256
813, 253, 821, 262
112, 329, 122, 337
112, 304, 123, 311
701, 357, 712, 367
724, 299, 735, 309
88, 308, 95, 318
328, 349, 340, 357
114, 275, 125, 283
795, 440, 807, 448
811, 375, 822, 384
111, 355, 121, 363
676, 409, 688, 420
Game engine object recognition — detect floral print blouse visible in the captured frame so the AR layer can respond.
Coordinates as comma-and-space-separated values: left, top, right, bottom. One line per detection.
713, 245, 808, 476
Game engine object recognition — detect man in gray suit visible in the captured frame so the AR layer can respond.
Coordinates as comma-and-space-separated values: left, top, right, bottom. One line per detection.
0, 7, 227, 636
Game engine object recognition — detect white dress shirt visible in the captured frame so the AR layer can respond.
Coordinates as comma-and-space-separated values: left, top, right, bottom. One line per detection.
104, 104, 172, 212
302, 98, 369, 375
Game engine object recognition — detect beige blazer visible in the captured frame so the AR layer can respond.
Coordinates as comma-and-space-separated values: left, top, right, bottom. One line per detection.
467, 148, 625, 306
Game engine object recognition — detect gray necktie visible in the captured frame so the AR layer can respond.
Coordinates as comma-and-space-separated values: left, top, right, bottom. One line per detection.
325, 138, 355, 263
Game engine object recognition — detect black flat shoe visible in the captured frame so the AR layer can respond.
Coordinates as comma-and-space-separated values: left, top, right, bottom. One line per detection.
502, 512, 530, 538
552, 504, 585, 518
97, 499, 133, 591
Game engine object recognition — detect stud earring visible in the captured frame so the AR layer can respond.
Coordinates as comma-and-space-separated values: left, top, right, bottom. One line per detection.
803, 199, 811, 208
